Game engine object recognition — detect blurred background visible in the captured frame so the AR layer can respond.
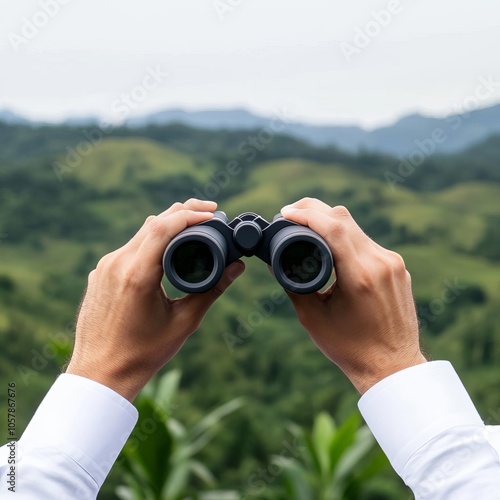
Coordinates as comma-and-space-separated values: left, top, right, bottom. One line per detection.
1, 1, 499, 498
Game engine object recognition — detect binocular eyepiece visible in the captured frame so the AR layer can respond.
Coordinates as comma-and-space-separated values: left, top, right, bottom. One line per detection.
163, 211, 334, 294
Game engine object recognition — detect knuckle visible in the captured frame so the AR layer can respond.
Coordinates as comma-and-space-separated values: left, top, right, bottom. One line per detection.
370, 253, 395, 282
96, 251, 116, 271
172, 201, 184, 211
405, 269, 412, 283
389, 251, 407, 274
376, 250, 407, 279
331, 205, 351, 218
301, 196, 319, 205
147, 217, 167, 236
353, 268, 376, 294
378, 260, 394, 282
122, 266, 143, 290
95, 256, 108, 270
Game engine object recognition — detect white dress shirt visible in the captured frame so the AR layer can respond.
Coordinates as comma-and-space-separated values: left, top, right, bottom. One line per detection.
0, 374, 138, 499
1, 361, 499, 499
358, 361, 500, 499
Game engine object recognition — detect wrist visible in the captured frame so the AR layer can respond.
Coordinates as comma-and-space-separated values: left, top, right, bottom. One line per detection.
344, 350, 428, 395
65, 357, 149, 402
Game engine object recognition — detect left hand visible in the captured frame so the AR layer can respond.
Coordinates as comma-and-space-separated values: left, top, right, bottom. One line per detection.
66, 199, 245, 401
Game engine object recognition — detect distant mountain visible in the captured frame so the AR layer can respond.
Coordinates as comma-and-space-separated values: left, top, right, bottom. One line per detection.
2, 103, 500, 156
126, 108, 370, 151
126, 104, 500, 156
0, 109, 31, 125
62, 116, 100, 126
364, 105, 500, 156
127, 108, 266, 130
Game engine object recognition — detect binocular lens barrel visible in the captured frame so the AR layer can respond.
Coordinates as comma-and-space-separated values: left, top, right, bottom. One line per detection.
171, 242, 214, 284
279, 241, 322, 283
163, 226, 227, 293
269, 227, 333, 294
163, 218, 333, 294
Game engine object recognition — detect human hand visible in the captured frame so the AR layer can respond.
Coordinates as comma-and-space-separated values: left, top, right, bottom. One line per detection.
280, 198, 426, 394
66, 199, 245, 401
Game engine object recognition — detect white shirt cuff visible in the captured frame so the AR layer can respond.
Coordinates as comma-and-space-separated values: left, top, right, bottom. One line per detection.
20, 373, 138, 488
358, 360, 484, 475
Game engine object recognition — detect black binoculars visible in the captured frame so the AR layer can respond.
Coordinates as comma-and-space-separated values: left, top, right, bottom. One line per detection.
163, 212, 334, 294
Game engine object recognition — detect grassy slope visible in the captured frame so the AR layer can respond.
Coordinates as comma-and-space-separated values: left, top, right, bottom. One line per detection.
0, 139, 500, 496
72, 137, 207, 189
4, 140, 499, 309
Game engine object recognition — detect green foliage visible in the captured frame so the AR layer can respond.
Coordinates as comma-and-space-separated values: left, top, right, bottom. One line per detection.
0, 120, 499, 499
116, 370, 243, 500
0, 275, 15, 294
474, 215, 500, 261
116, 374, 396, 500
265, 413, 395, 500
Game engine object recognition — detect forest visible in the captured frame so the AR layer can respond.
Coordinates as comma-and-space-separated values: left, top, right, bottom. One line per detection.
0, 119, 499, 499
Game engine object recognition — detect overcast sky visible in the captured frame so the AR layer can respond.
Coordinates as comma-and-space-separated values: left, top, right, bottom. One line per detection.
1, 0, 499, 128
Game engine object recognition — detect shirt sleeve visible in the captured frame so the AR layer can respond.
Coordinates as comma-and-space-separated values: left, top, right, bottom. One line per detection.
0, 373, 138, 499
358, 360, 500, 499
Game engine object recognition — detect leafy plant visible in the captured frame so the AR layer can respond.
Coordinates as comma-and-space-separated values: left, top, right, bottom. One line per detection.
267, 412, 391, 500
116, 370, 244, 500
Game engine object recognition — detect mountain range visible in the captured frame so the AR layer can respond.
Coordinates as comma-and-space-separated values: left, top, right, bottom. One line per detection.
1, 102, 500, 157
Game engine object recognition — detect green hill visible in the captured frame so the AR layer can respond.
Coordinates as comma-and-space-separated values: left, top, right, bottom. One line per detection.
0, 123, 499, 499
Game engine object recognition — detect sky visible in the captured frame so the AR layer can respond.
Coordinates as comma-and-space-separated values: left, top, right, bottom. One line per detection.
0, 0, 499, 129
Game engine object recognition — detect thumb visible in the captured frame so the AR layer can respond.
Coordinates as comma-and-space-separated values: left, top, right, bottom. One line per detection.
182, 260, 246, 312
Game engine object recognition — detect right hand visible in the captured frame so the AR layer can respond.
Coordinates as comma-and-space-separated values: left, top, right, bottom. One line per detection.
280, 198, 426, 394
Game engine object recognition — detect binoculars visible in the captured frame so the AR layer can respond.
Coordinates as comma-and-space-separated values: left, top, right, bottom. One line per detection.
163, 212, 334, 294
